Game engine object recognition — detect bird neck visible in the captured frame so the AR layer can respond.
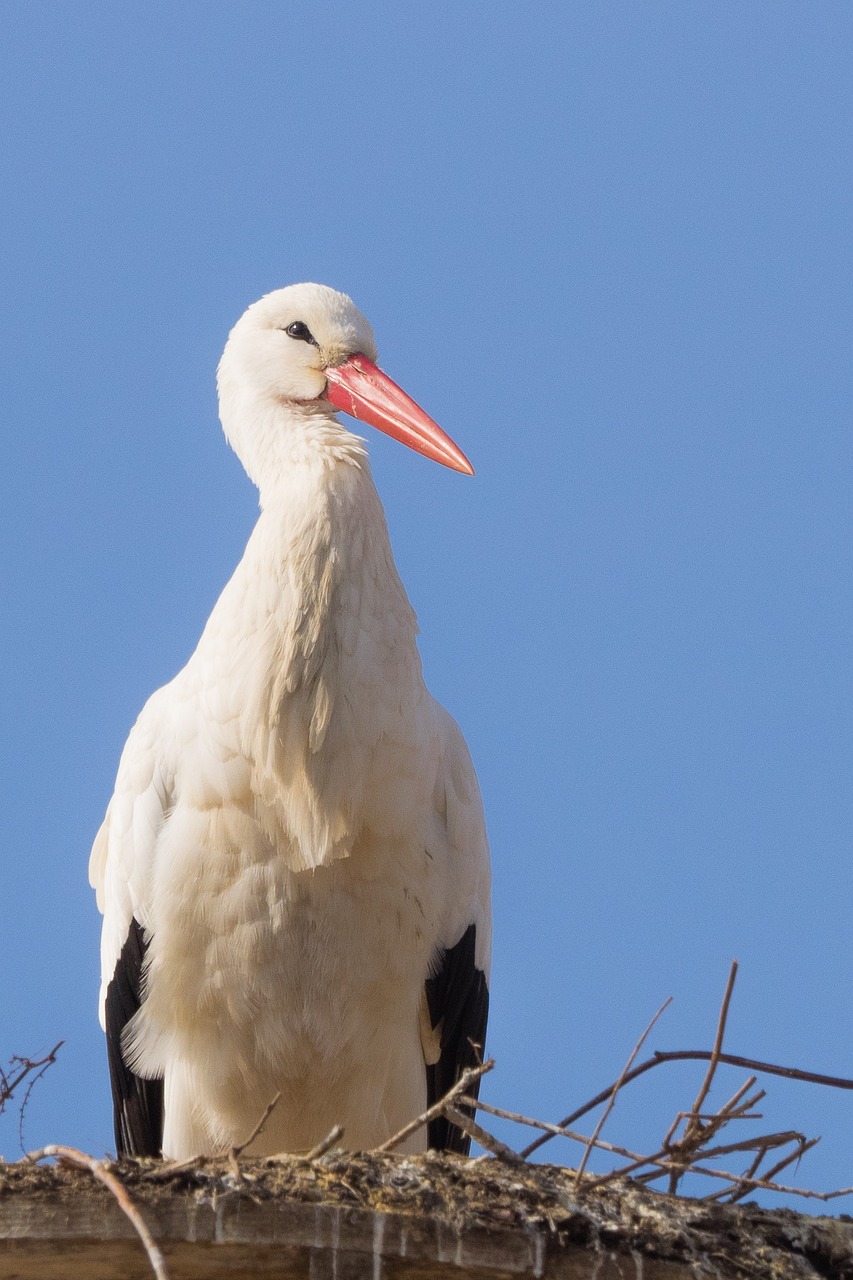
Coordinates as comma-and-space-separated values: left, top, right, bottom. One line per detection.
221, 387, 369, 503
231, 449, 426, 870
252, 449, 419, 674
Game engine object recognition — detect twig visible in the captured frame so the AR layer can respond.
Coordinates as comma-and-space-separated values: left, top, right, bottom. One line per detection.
302, 1125, 345, 1161
657, 968, 789, 1196
224, 1092, 282, 1179
462, 1095, 818, 1191
442, 1105, 521, 1162
673, 1129, 808, 1165
716, 1076, 763, 1120
455, 1020, 843, 1205
462, 1096, 654, 1160
467, 1096, 850, 1203
587, 1128, 811, 1194
707, 1135, 818, 1205
663, 964, 738, 1194
758, 1136, 818, 1186
725, 1135, 820, 1205
228, 1091, 282, 1160
17, 1057, 66, 1156
670, 1110, 762, 1124
27, 1144, 169, 1280
706, 1143, 768, 1203
520, 1049, 853, 1159
688, 961, 738, 1130
653, 1051, 853, 1090
575, 997, 672, 1189
464, 1096, 699, 1170
0, 1043, 64, 1111
659, 1154, 843, 1200
585, 1143, 675, 1189
662, 1077, 760, 1149
143, 1155, 210, 1181
375, 1059, 494, 1153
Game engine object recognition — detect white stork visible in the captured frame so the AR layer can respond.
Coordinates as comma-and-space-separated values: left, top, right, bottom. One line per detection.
89, 284, 491, 1159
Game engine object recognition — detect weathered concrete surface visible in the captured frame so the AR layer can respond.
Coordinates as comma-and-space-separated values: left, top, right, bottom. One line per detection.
1, 1151, 851, 1279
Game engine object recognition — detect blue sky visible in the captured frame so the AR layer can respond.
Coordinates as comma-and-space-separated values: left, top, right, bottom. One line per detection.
1, 3, 851, 1208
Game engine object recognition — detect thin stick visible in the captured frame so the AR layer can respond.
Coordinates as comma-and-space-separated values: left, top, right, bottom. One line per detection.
671, 1110, 762, 1124
520, 1048, 853, 1159
717, 1136, 817, 1205
663, 1076, 760, 1149
229, 1091, 282, 1159
261, 1124, 346, 1165
443, 1105, 522, 1162
713, 1144, 767, 1203
687, 961, 738, 1136
658, 1153, 836, 1200
375, 1059, 494, 1153
304, 1125, 345, 1161
681, 1129, 808, 1163
592, 1149, 849, 1200
17, 1058, 65, 1155
716, 1077, 762, 1119
589, 1126, 819, 1199
663, 963, 739, 1195
662, 1108, 763, 1151
144, 1155, 209, 1181
463, 1095, 851, 1204
654, 1051, 853, 1090
0, 1042, 64, 1108
575, 997, 671, 1188
756, 1137, 820, 1188
464, 1096, 797, 1171
585, 1143, 674, 1189
461, 1096, 675, 1164
27, 1144, 169, 1280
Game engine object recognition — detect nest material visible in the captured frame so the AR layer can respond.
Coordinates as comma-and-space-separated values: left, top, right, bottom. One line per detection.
2, 1150, 852, 1279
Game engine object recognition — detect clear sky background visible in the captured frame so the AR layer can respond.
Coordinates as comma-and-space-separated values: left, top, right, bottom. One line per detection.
1, 3, 850, 1210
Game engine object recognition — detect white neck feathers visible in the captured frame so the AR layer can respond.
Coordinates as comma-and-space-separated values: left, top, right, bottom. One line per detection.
201, 451, 424, 872
218, 385, 369, 503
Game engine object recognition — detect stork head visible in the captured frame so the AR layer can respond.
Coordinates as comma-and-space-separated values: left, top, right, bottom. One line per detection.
217, 283, 473, 492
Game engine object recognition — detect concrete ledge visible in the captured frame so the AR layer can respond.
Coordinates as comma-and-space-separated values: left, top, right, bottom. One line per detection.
1, 1151, 851, 1279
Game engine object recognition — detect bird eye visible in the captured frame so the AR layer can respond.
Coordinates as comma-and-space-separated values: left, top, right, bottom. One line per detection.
284, 321, 317, 345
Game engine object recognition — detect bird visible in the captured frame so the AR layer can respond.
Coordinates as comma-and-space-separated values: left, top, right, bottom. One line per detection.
89, 283, 491, 1160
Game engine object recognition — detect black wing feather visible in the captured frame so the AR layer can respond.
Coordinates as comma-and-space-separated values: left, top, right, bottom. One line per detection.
424, 922, 489, 1154
104, 917, 164, 1158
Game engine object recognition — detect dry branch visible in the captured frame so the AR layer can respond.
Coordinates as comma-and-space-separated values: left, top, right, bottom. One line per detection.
520, 1045, 853, 1159
301, 1124, 345, 1161
0, 1043, 63, 1114
375, 1058, 494, 1153
662, 960, 739, 1194
451, 965, 853, 1206
688, 961, 738, 1131
229, 1090, 282, 1159
575, 995, 672, 1188
25, 1143, 170, 1280
0, 1043, 64, 1158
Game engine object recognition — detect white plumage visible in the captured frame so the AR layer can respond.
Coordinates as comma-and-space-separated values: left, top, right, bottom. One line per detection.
90, 284, 491, 1159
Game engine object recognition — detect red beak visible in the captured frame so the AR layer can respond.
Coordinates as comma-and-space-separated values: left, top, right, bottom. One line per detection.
324, 354, 474, 475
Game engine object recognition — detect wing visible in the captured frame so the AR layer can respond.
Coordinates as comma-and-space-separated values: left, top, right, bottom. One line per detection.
105, 917, 164, 1156
425, 923, 489, 1153
89, 689, 175, 1158
423, 706, 492, 1154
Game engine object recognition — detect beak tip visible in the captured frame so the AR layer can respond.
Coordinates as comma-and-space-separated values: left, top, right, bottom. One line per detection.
451, 449, 475, 477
